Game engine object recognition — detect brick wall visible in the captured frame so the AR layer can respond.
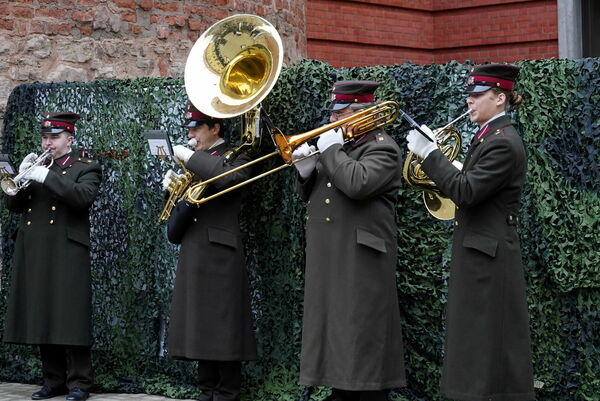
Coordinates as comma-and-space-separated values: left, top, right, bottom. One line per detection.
307, 0, 558, 67
0, 0, 307, 129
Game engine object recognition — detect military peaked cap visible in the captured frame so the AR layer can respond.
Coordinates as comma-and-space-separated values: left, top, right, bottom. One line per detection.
41, 112, 80, 134
182, 100, 220, 128
328, 80, 379, 111
464, 64, 520, 94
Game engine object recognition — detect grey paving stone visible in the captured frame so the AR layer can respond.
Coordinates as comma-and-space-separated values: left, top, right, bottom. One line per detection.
0, 383, 195, 401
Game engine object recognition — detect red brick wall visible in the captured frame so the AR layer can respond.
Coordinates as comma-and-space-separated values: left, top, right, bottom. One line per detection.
307, 0, 558, 67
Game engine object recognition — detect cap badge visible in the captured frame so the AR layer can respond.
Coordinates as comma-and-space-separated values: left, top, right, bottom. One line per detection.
43, 121, 51, 127
185, 112, 192, 119
467, 76, 474, 85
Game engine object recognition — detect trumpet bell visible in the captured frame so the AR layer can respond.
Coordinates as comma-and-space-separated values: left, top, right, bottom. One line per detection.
184, 14, 283, 118
1, 178, 18, 196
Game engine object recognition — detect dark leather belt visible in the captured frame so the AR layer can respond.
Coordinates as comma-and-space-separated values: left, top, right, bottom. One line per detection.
507, 214, 519, 226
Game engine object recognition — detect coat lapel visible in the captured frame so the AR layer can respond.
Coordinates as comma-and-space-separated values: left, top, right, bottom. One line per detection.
463, 115, 512, 170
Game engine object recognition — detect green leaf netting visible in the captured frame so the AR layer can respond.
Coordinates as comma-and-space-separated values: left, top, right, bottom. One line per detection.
1, 59, 599, 401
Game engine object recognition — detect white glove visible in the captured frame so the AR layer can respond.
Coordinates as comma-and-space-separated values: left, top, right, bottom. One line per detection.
19, 153, 38, 173
161, 169, 183, 191
292, 143, 318, 179
316, 128, 344, 153
23, 165, 49, 184
407, 124, 438, 159
173, 145, 194, 165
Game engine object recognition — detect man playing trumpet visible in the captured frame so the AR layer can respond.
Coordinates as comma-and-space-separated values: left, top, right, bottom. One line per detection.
3, 112, 101, 401
162, 101, 257, 401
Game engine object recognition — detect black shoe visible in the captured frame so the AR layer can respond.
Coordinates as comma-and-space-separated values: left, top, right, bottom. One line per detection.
66, 388, 89, 401
32, 386, 68, 400
198, 390, 213, 401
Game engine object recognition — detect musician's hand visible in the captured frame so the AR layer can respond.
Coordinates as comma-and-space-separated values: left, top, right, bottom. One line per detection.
23, 165, 49, 184
19, 153, 38, 173
173, 145, 194, 165
292, 143, 318, 179
407, 124, 437, 159
316, 128, 343, 153
161, 169, 182, 191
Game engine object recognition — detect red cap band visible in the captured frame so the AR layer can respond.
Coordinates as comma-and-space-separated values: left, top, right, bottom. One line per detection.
43, 120, 75, 133
332, 93, 375, 103
470, 75, 514, 91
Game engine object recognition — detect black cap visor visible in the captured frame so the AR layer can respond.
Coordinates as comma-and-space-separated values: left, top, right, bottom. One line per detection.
182, 119, 211, 128
41, 127, 67, 134
464, 84, 493, 94
328, 101, 352, 111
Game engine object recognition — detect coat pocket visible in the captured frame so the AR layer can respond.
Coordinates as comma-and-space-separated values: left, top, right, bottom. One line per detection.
208, 226, 238, 249
356, 227, 387, 253
67, 228, 90, 247
463, 231, 498, 258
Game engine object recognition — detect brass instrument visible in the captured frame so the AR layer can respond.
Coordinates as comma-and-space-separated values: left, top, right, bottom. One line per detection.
184, 13, 282, 119
402, 110, 470, 220
178, 13, 400, 207
184, 100, 401, 205
157, 159, 194, 223
180, 14, 283, 207
1, 150, 54, 196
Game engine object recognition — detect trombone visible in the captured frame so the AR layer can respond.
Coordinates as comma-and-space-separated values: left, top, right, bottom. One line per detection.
183, 100, 400, 205
1, 150, 54, 196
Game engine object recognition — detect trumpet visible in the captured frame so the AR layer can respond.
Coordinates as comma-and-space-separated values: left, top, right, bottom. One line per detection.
1, 150, 54, 196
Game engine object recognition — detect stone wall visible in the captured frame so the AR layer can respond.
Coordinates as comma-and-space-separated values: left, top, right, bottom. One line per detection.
0, 0, 308, 143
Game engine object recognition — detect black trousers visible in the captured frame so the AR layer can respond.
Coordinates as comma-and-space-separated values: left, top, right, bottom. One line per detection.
39, 345, 93, 391
332, 388, 389, 401
197, 360, 242, 401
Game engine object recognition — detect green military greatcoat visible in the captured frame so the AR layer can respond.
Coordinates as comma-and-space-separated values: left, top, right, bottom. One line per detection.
3, 150, 101, 346
297, 129, 406, 391
422, 115, 534, 401
167, 142, 257, 361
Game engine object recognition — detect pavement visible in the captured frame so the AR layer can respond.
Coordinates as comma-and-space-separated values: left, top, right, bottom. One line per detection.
0, 383, 194, 401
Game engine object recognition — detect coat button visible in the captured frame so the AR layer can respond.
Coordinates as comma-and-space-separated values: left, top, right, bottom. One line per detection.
454, 221, 458, 226
326, 182, 332, 188
193, 218, 197, 222
325, 217, 331, 222
49, 220, 54, 224
62, 171, 67, 175
27, 208, 32, 213
27, 221, 31, 225
51, 206, 56, 211
325, 198, 330, 204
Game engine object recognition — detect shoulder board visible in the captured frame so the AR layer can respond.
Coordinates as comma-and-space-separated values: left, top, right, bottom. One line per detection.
375, 132, 387, 142
75, 157, 95, 164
